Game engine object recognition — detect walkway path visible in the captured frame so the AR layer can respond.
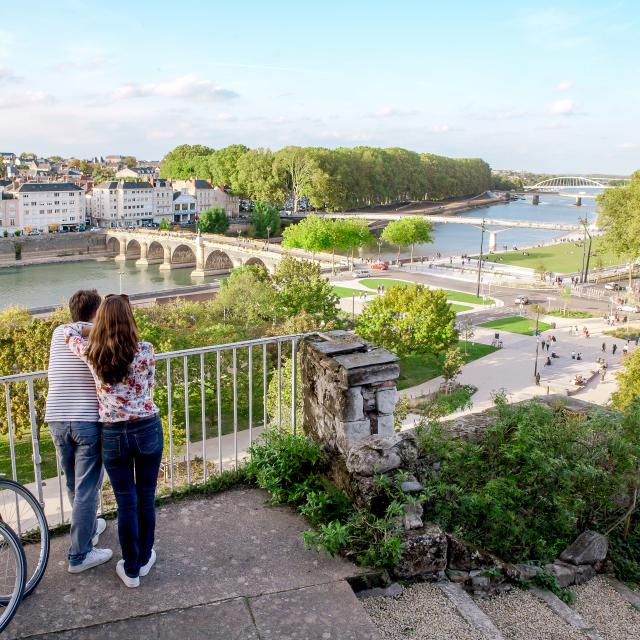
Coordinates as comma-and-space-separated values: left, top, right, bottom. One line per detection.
2, 488, 379, 640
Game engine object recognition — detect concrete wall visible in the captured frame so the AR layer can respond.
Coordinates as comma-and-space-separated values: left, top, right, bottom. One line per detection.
0, 232, 107, 260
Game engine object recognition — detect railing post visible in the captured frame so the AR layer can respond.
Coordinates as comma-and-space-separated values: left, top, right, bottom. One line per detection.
27, 379, 44, 506
291, 339, 297, 434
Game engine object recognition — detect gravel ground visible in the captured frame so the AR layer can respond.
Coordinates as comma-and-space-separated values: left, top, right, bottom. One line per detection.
476, 589, 583, 640
572, 576, 640, 640
361, 582, 484, 640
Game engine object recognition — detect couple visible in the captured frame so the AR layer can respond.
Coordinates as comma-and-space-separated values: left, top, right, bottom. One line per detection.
44, 289, 163, 588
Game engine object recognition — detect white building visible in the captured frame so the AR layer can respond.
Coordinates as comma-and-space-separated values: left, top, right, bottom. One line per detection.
115, 166, 157, 180
172, 179, 240, 217
0, 181, 19, 233
153, 179, 173, 220
16, 182, 86, 232
172, 192, 197, 223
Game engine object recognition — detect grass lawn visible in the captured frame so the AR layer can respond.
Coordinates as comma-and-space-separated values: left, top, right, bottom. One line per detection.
451, 304, 473, 313
359, 278, 411, 289
480, 316, 552, 336
604, 325, 640, 340
0, 434, 58, 485
359, 279, 491, 306
479, 237, 620, 274
397, 341, 497, 390
443, 290, 492, 305
332, 286, 372, 298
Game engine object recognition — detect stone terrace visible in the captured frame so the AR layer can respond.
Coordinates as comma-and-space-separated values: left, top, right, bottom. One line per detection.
2, 488, 379, 640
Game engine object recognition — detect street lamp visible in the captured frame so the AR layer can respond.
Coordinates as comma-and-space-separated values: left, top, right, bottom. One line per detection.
476, 218, 486, 298
377, 239, 382, 262
533, 306, 541, 380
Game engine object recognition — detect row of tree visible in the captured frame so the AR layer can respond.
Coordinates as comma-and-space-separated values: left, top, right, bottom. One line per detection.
160, 144, 492, 211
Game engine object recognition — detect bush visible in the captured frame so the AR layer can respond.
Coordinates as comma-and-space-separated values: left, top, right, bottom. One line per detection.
417, 395, 640, 575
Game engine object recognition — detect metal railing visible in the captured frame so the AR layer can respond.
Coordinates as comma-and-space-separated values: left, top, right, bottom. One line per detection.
0, 334, 304, 528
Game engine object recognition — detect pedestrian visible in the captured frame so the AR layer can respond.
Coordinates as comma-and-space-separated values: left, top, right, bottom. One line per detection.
535, 372, 541, 386
602, 342, 606, 353
571, 351, 576, 359
46, 290, 112, 574
635, 335, 639, 347
623, 345, 629, 357
626, 335, 631, 346
546, 341, 551, 352
613, 343, 618, 355
64, 295, 163, 588
600, 367, 606, 381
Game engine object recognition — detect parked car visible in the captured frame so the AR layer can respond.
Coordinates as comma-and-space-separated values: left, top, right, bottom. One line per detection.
90, 227, 102, 232
354, 268, 370, 278
515, 295, 529, 305
371, 262, 388, 271
604, 283, 623, 291
617, 304, 640, 313
28, 229, 41, 236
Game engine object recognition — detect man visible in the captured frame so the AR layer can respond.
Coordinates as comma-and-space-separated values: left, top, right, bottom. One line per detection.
45, 290, 113, 573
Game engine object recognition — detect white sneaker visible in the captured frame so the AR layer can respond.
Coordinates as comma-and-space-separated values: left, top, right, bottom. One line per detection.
68, 547, 113, 573
139, 548, 156, 577
91, 518, 107, 547
116, 560, 140, 588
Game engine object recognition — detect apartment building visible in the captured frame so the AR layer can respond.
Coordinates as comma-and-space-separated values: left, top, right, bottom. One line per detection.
16, 182, 86, 232
172, 178, 240, 217
0, 182, 19, 232
153, 179, 173, 220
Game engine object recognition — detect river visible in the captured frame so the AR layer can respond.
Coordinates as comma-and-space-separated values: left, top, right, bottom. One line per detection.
0, 193, 598, 311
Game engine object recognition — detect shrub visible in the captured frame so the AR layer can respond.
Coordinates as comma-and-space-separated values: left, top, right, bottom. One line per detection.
417, 395, 640, 573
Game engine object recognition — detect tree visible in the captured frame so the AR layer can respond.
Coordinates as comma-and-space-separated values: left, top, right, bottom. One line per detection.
612, 350, 640, 410
78, 160, 92, 174
381, 217, 433, 262
355, 285, 458, 356
251, 202, 281, 239
441, 346, 465, 391
597, 172, 640, 292
0, 158, 5, 178
159, 218, 171, 230
458, 316, 475, 355
198, 207, 229, 234
560, 286, 572, 315
282, 215, 333, 259
274, 147, 317, 212
271, 257, 339, 325
336, 219, 373, 268
123, 156, 137, 169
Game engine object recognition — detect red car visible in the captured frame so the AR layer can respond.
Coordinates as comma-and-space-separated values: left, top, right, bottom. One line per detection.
371, 262, 388, 271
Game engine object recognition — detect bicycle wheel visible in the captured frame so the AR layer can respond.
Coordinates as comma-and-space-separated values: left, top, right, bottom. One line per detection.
0, 479, 49, 600
0, 522, 26, 633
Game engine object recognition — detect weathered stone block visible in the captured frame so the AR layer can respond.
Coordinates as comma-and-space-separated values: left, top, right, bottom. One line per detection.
334, 348, 399, 370
544, 561, 576, 588
447, 536, 503, 572
446, 569, 470, 584
376, 388, 398, 415
346, 363, 401, 387
336, 419, 371, 454
402, 502, 424, 530
574, 564, 596, 585
392, 523, 448, 579
377, 414, 395, 437
343, 387, 365, 422
400, 481, 424, 494
558, 530, 608, 566
346, 432, 418, 477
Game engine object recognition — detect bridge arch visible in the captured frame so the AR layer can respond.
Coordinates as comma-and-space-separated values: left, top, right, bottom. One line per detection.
148, 241, 164, 261
527, 176, 606, 191
106, 236, 120, 254
205, 250, 234, 272
126, 239, 141, 258
244, 257, 267, 272
171, 244, 197, 267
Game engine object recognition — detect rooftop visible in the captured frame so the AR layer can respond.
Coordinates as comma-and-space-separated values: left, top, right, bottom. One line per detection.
17, 182, 84, 193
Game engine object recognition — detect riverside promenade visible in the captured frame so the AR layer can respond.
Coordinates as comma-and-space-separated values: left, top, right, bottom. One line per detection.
2, 488, 379, 640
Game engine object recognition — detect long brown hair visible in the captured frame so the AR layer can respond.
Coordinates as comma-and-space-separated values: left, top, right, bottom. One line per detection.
86, 295, 139, 384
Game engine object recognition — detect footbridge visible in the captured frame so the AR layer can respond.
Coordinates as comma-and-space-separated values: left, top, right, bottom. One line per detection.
104, 230, 330, 278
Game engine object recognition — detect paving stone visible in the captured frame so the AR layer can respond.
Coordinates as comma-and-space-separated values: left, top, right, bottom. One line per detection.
250, 581, 381, 639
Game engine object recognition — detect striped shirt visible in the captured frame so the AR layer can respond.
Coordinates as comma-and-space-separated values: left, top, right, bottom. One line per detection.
44, 323, 99, 423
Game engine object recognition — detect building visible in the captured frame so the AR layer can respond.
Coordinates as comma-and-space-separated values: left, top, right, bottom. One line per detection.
0, 152, 17, 166
172, 178, 240, 217
0, 182, 19, 232
172, 192, 197, 223
105, 155, 124, 166
152, 179, 173, 220
115, 166, 157, 180
16, 182, 86, 232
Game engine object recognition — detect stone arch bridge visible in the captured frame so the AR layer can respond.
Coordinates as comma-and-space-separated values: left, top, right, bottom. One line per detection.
105, 230, 287, 278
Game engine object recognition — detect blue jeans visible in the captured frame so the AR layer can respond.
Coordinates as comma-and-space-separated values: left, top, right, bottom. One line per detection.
48, 421, 103, 565
102, 415, 163, 578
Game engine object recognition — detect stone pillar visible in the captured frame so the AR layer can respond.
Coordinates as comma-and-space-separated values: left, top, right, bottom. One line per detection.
114, 240, 127, 262
191, 244, 207, 278
489, 231, 497, 252
575, 196, 582, 206
300, 332, 400, 456
532, 194, 540, 205
135, 241, 149, 267
158, 245, 173, 271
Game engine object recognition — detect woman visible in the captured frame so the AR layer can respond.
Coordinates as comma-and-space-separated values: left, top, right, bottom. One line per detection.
65, 294, 162, 588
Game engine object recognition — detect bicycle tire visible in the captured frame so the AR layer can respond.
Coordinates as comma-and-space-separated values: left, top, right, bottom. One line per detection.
0, 522, 27, 634
0, 478, 50, 600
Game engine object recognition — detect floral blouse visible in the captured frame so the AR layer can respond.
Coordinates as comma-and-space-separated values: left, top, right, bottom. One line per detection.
63, 325, 159, 423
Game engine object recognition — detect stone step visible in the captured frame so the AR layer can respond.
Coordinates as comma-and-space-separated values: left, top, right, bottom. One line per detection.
570, 575, 640, 639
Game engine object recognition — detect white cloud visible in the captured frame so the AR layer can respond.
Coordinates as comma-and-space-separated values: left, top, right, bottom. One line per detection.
616, 142, 639, 150
556, 80, 572, 91
548, 99, 576, 116
430, 124, 453, 133
111, 74, 238, 102
0, 67, 21, 83
371, 106, 417, 118
50, 57, 106, 73
0, 91, 54, 109
215, 113, 237, 122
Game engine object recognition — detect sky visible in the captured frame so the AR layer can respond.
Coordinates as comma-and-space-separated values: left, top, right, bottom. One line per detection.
0, 0, 638, 174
